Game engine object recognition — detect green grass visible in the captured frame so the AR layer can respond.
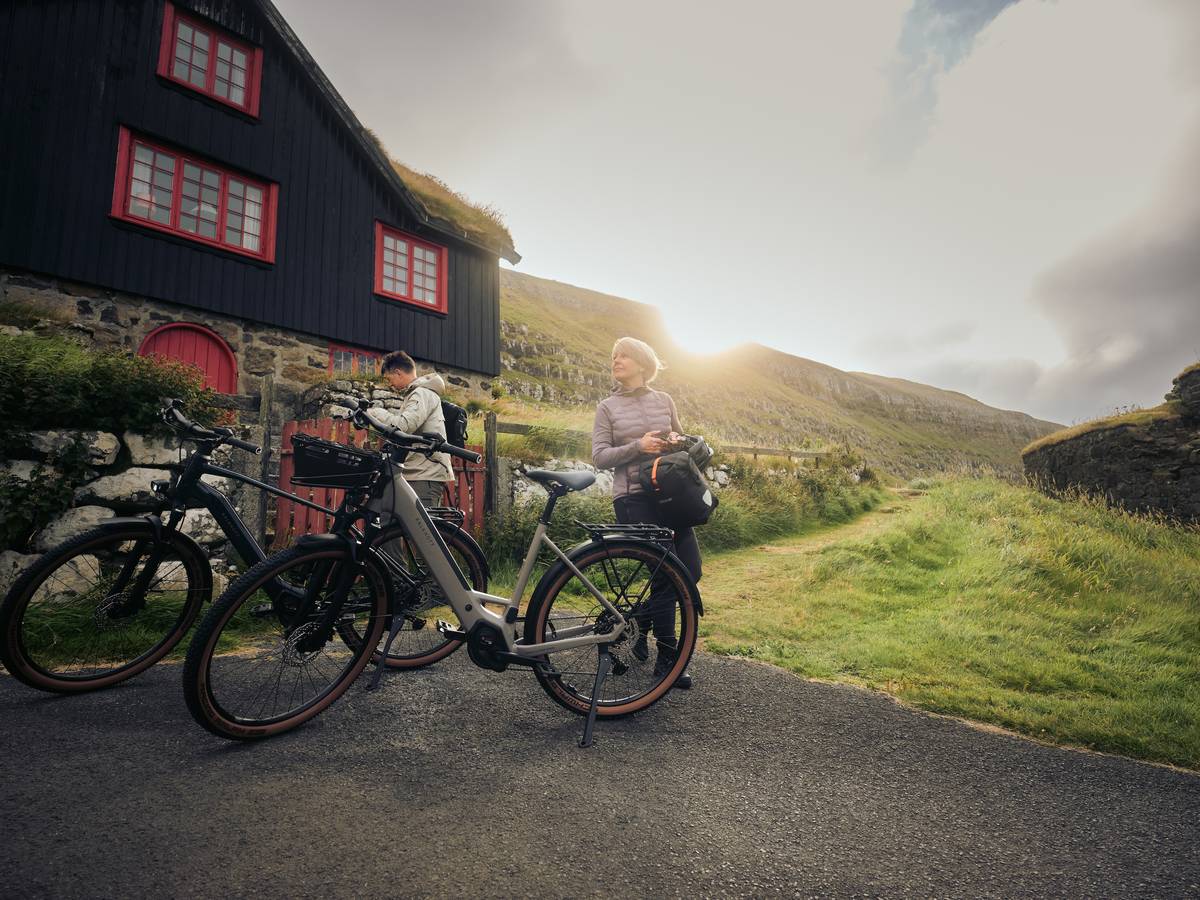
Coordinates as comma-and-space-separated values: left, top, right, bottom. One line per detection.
1022, 401, 1185, 455
701, 477, 1200, 769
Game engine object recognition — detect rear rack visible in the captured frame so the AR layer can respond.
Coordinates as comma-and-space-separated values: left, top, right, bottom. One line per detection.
427, 506, 466, 528
574, 521, 675, 545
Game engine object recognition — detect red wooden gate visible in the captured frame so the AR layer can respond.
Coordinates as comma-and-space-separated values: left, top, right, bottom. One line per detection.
138, 323, 238, 393
271, 417, 486, 549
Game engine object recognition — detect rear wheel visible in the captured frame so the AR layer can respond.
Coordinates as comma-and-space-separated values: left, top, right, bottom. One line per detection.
344, 522, 486, 669
0, 524, 208, 693
183, 545, 388, 740
525, 541, 698, 718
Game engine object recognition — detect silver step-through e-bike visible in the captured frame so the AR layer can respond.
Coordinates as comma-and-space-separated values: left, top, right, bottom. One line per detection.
182, 403, 702, 746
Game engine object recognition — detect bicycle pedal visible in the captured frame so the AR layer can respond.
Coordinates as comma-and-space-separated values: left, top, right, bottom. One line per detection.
435, 619, 467, 640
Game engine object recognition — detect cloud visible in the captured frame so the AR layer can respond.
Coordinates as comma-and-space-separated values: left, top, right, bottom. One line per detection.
858, 320, 975, 359
874, 0, 1022, 164
909, 120, 1200, 424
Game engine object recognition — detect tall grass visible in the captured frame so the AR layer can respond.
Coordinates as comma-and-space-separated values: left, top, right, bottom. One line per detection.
482, 456, 882, 591
702, 477, 1200, 768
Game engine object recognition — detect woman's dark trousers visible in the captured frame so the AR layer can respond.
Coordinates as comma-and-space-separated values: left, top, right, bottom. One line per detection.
613, 493, 702, 662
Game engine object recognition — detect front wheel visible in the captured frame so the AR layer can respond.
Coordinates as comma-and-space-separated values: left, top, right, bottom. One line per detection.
0, 523, 209, 693
524, 541, 699, 718
183, 545, 388, 740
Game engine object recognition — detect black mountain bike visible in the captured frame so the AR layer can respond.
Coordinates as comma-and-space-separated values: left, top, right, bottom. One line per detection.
0, 400, 486, 694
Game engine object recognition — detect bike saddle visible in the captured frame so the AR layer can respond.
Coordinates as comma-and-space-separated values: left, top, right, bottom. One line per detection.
525, 469, 596, 493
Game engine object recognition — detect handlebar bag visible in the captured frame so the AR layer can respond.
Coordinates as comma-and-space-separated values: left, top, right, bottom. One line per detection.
637, 450, 719, 529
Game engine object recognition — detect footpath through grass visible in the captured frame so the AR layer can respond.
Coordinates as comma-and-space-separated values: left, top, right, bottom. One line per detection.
700, 478, 1200, 769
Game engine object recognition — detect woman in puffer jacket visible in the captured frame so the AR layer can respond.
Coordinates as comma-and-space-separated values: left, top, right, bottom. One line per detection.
591, 336, 700, 690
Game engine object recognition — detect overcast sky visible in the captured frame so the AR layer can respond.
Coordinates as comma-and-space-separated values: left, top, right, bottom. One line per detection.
274, 0, 1200, 424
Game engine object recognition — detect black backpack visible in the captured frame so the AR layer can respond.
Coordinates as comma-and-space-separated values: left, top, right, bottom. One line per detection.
441, 400, 468, 448
638, 450, 719, 529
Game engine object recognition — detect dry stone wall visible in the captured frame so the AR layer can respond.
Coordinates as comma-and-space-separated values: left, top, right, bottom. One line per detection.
0, 428, 261, 595
1022, 367, 1200, 521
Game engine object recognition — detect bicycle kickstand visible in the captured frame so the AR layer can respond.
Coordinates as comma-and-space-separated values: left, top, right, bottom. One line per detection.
579, 646, 614, 749
366, 611, 409, 692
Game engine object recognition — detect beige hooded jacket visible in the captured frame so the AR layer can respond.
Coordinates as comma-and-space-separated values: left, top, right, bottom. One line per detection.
366, 372, 454, 483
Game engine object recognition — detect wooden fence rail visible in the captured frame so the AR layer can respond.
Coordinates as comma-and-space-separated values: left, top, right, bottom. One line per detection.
480, 412, 828, 516
486, 416, 826, 460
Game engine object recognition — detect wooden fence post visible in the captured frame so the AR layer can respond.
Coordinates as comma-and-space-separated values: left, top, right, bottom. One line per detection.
484, 411, 498, 516
256, 373, 273, 548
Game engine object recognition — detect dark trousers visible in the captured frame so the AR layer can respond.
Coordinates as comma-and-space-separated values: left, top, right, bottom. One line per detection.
613, 492, 702, 658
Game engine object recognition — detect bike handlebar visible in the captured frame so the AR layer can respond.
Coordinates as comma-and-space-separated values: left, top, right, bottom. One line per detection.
161, 399, 262, 456
351, 404, 482, 465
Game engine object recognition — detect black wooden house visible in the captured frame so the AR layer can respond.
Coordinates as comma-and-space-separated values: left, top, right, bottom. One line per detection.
0, 0, 518, 405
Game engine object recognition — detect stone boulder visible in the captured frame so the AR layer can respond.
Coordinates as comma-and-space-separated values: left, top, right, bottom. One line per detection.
28, 555, 101, 603
34, 505, 114, 552
124, 432, 185, 466
73, 467, 164, 510
0, 550, 38, 596
181, 508, 224, 546
30, 430, 120, 466
1, 460, 39, 482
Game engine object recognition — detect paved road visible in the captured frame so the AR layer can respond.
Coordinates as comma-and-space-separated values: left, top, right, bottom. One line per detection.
1, 652, 1197, 898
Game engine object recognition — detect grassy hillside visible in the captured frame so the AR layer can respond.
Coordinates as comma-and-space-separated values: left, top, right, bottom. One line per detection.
497, 270, 1060, 477
701, 478, 1200, 768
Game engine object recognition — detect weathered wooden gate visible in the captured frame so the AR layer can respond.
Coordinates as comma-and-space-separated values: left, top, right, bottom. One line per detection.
271, 417, 485, 549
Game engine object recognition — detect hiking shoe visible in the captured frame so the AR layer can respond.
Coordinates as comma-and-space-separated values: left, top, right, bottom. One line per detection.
632, 633, 649, 662
653, 655, 694, 690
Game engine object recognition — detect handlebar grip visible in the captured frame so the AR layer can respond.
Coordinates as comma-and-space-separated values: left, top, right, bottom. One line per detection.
444, 444, 482, 464
226, 435, 261, 455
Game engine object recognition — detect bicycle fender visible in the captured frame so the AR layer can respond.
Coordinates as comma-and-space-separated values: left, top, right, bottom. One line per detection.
438, 521, 490, 584
294, 532, 356, 552
97, 515, 174, 547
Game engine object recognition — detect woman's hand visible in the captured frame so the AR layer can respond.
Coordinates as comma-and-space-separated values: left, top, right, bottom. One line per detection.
638, 431, 669, 454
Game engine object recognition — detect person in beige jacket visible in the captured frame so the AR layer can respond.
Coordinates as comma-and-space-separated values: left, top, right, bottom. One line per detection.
365, 350, 454, 509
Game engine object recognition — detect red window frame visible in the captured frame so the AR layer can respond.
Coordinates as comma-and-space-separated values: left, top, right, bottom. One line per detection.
110, 127, 279, 263
328, 344, 382, 377
157, 2, 263, 117
374, 222, 449, 315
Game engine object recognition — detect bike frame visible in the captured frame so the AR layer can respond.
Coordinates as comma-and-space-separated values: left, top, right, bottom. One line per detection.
381, 462, 635, 657
162, 444, 335, 573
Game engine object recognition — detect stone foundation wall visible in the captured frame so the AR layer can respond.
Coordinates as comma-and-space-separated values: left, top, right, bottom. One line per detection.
0, 267, 498, 431
1022, 367, 1200, 521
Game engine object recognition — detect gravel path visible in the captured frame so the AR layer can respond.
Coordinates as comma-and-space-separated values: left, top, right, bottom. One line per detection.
1, 652, 1197, 898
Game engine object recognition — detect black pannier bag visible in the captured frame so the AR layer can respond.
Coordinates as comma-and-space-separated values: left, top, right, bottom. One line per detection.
290, 434, 382, 489
441, 400, 469, 448
638, 449, 719, 529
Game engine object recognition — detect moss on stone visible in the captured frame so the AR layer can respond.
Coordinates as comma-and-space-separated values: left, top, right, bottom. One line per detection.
1022, 402, 1184, 456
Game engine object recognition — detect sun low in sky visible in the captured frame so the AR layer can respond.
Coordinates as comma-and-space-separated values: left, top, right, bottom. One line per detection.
277, 0, 1200, 424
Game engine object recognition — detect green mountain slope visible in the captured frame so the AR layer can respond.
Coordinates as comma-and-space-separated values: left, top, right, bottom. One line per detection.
498, 270, 1060, 476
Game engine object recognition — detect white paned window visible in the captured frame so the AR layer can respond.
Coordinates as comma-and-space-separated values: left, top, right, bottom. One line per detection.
375, 223, 447, 313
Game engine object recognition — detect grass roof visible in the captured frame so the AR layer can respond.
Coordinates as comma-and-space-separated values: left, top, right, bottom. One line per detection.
1021, 402, 1184, 456
363, 129, 516, 262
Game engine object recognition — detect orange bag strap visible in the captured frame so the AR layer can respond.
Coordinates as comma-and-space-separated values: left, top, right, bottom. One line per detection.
651, 456, 662, 492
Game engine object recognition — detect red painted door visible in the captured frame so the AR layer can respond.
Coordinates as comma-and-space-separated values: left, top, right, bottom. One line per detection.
138, 323, 238, 393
